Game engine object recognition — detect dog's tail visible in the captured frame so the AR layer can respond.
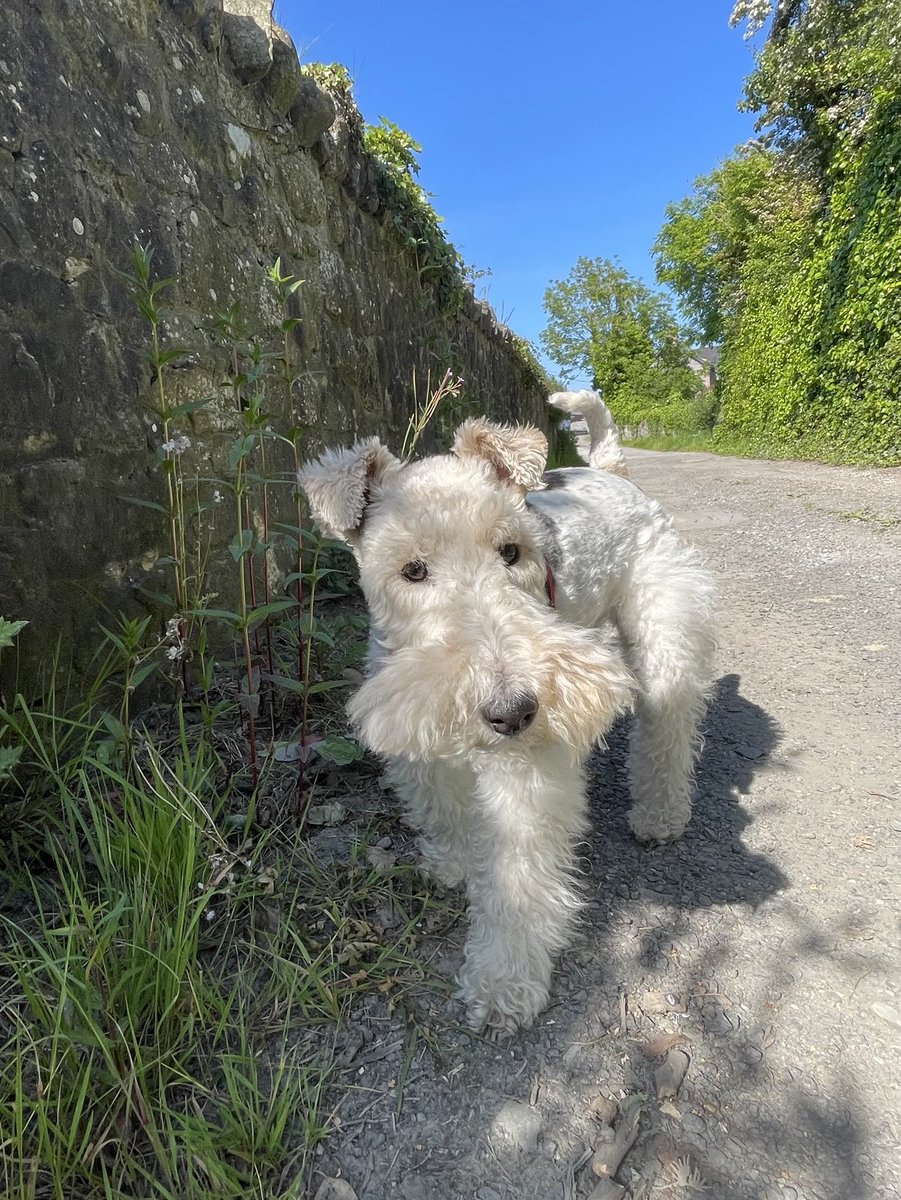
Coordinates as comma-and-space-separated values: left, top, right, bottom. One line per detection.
548, 389, 629, 478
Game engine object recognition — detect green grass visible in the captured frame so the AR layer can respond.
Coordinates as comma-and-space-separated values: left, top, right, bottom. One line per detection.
0, 679, 452, 1199
548, 426, 583, 468
623, 427, 901, 467
830, 507, 901, 527
623, 429, 725, 454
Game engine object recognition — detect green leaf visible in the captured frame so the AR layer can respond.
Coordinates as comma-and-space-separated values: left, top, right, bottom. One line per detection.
283, 567, 347, 587
315, 735, 363, 766
98, 624, 127, 655
188, 607, 242, 625
137, 296, 159, 325
261, 673, 350, 696
0, 745, 23, 780
100, 711, 127, 740
123, 495, 169, 515
138, 589, 176, 608
228, 435, 256, 472
228, 529, 254, 561
261, 672, 306, 695
152, 347, 190, 367
304, 628, 335, 647
171, 396, 216, 418
245, 599, 298, 629
304, 679, 352, 696
0, 618, 27, 649
130, 660, 158, 689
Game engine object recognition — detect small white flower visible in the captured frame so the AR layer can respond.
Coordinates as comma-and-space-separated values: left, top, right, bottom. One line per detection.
165, 615, 186, 661
162, 435, 191, 455
213, 489, 224, 503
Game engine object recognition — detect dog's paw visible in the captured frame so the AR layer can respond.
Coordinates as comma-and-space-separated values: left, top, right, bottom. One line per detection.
457, 974, 546, 1038
417, 855, 464, 890
628, 805, 689, 845
464, 998, 527, 1040
416, 837, 466, 889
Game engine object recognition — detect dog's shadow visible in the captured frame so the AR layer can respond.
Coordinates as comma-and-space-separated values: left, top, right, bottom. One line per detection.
587, 672, 787, 909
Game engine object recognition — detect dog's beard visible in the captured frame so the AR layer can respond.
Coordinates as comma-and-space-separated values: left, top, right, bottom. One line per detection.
348, 618, 634, 762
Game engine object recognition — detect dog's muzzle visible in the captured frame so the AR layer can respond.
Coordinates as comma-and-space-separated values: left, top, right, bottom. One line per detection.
480, 693, 539, 737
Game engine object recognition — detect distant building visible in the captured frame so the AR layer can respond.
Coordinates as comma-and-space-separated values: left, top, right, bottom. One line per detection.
688, 346, 720, 391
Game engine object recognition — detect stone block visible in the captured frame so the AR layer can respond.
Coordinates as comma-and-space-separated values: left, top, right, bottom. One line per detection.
165, 0, 202, 25
263, 25, 302, 114
288, 76, 336, 149
222, 0, 273, 83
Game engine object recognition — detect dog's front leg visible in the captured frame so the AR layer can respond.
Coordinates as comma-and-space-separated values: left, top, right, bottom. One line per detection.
384, 757, 474, 888
457, 744, 587, 1036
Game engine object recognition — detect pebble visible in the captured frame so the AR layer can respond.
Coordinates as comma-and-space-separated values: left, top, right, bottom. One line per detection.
491, 1099, 542, 1152
870, 1000, 901, 1030
313, 1180, 357, 1200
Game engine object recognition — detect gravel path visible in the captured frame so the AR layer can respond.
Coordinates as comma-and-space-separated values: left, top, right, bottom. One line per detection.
318, 449, 901, 1200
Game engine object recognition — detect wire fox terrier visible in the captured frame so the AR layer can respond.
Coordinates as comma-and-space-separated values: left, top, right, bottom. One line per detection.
300, 391, 715, 1036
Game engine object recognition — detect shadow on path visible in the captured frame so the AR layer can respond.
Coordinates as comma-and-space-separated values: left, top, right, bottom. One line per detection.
324, 675, 893, 1200
587, 671, 788, 910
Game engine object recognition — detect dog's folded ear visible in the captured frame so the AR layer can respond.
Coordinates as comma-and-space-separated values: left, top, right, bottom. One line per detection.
299, 438, 401, 541
452, 418, 548, 492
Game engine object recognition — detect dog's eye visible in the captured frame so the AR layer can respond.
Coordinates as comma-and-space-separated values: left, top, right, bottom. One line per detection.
499, 543, 520, 566
401, 560, 429, 583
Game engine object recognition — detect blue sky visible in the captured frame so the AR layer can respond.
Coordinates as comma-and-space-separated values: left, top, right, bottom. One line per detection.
279, 2, 759, 365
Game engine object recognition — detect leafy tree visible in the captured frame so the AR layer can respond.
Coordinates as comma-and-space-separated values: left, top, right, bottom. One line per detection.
653, 151, 777, 343
540, 258, 704, 429
646, 0, 901, 459
731, 0, 900, 186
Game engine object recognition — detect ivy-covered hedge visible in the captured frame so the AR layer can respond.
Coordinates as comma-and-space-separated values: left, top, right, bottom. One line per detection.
655, 1, 901, 464
718, 95, 901, 461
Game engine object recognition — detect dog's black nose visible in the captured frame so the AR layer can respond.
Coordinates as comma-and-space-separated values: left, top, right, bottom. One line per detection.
481, 693, 539, 736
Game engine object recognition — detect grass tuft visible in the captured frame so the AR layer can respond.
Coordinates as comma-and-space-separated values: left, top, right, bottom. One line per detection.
623, 426, 901, 467
0, 669, 452, 1198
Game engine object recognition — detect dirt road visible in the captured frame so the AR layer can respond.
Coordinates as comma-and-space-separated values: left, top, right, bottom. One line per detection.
322, 449, 901, 1200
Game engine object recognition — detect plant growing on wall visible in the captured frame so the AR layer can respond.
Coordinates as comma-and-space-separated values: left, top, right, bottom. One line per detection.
364, 116, 464, 307
300, 61, 353, 97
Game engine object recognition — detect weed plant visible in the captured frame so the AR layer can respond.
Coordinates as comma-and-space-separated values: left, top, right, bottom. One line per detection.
0, 246, 471, 1198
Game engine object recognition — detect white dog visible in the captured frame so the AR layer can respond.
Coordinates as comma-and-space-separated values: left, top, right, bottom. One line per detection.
300, 393, 714, 1035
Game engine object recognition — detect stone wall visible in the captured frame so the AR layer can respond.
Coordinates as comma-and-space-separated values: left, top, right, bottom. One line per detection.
0, 0, 552, 683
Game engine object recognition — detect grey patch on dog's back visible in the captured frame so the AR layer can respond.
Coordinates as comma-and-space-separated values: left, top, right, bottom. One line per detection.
542, 468, 594, 490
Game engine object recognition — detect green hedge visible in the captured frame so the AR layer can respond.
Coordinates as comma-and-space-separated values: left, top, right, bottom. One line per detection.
718, 95, 901, 462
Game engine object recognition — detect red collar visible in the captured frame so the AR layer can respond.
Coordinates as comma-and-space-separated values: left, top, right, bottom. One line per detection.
545, 560, 557, 609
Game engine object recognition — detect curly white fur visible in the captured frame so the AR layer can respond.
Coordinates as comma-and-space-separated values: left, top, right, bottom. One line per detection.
299, 406, 715, 1035
549, 388, 629, 477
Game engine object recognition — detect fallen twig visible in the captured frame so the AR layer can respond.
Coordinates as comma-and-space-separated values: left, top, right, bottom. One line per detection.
588, 1098, 643, 1199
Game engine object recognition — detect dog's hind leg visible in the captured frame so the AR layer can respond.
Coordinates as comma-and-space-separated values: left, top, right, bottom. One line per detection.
617, 530, 715, 843
385, 758, 473, 888
457, 744, 587, 1035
